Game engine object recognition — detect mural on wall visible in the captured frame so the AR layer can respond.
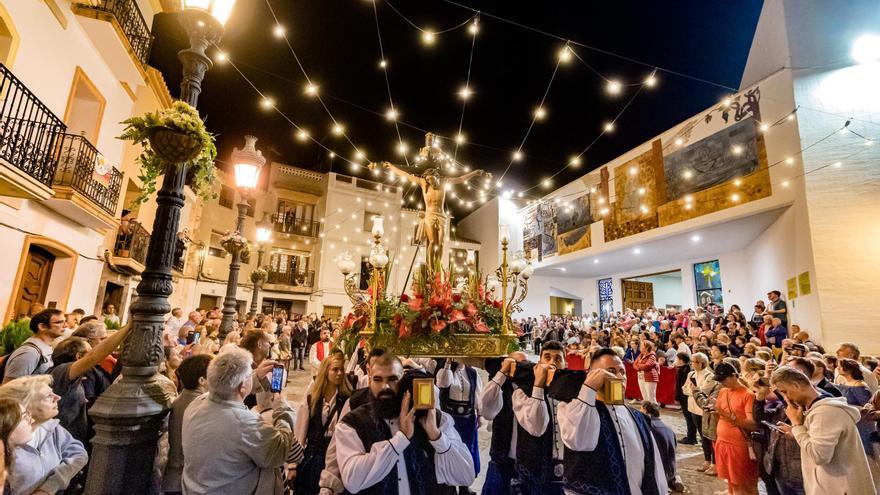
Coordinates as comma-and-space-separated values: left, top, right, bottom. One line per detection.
598, 278, 613, 320
557, 225, 590, 255
704, 87, 761, 125
537, 202, 557, 257
694, 259, 724, 308
664, 118, 762, 201
557, 194, 592, 233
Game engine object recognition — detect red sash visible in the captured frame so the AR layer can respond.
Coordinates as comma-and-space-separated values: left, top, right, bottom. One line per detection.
317, 341, 326, 362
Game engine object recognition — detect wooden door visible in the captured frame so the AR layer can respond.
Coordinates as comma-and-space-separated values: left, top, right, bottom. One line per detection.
15, 246, 54, 319
622, 280, 654, 311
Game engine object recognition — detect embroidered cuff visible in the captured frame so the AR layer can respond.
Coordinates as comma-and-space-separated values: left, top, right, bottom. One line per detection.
492, 372, 508, 386
578, 384, 597, 405
389, 431, 410, 455
531, 387, 546, 401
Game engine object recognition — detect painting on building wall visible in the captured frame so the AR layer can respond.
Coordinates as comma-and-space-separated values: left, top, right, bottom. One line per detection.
664, 118, 762, 201
694, 259, 723, 309
521, 207, 539, 239
536, 202, 557, 257
557, 194, 592, 234
557, 225, 590, 255
523, 236, 541, 261
598, 278, 613, 320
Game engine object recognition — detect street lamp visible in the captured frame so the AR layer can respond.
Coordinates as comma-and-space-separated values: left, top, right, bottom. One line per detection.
85, 1, 238, 493
219, 135, 266, 340
249, 214, 273, 316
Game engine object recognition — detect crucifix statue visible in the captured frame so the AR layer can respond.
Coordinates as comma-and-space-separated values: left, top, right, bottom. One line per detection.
369, 133, 491, 271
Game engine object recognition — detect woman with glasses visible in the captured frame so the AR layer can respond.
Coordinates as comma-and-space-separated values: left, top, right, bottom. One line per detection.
0, 375, 88, 494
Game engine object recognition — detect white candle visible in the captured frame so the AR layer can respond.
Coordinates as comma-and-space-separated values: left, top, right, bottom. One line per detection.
499, 224, 509, 243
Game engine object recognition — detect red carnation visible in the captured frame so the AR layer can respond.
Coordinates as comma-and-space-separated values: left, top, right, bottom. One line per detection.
400, 294, 410, 303
493, 300, 503, 309
452, 293, 462, 303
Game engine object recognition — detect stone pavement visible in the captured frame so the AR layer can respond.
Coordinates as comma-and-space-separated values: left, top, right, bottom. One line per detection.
283, 365, 730, 494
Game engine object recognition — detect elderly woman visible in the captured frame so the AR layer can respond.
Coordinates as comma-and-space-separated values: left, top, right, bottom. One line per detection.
0, 398, 34, 487
181, 347, 299, 494
685, 352, 721, 476
634, 340, 660, 403
0, 375, 88, 495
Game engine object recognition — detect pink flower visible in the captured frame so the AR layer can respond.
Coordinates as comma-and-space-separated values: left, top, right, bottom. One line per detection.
449, 310, 466, 324
430, 318, 447, 333
474, 321, 491, 334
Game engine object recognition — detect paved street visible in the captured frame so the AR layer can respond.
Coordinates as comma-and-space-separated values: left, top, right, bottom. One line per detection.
283, 364, 729, 494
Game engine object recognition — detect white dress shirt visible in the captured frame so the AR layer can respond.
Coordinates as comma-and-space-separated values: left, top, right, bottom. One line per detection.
309, 341, 333, 375
511, 386, 564, 461
436, 362, 483, 414
557, 385, 668, 495
334, 410, 475, 494
478, 372, 518, 459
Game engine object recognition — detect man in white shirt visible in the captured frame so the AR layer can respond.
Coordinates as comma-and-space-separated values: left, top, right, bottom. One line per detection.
165, 308, 185, 340
557, 348, 668, 495
309, 328, 334, 377
334, 354, 475, 494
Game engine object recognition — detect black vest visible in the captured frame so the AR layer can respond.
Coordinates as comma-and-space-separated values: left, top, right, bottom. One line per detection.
439, 365, 477, 416
348, 387, 371, 411
563, 403, 660, 495
340, 401, 456, 495
294, 392, 349, 495
514, 397, 561, 485
489, 379, 516, 462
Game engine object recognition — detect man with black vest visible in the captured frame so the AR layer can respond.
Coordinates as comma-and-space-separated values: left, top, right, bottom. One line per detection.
334, 353, 475, 494
510, 341, 566, 495
557, 348, 668, 495
478, 351, 529, 495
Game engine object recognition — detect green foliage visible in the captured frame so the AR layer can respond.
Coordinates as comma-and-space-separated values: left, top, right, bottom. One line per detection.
104, 318, 121, 330
118, 101, 218, 206
1, 319, 32, 355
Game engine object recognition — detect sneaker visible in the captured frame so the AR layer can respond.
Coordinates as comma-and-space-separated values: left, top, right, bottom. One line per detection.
679, 437, 697, 445
704, 465, 717, 476
672, 481, 686, 492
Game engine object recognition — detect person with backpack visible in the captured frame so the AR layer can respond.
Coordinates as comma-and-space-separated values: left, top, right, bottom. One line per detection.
2, 309, 65, 384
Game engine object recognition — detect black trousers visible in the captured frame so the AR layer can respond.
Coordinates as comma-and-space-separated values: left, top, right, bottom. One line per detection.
678, 398, 698, 442
292, 347, 305, 369
693, 416, 714, 462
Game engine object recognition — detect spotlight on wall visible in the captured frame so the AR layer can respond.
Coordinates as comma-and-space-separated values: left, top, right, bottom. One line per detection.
852, 34, 880, 64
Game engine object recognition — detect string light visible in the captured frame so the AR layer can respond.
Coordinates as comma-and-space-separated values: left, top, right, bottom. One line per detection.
215, 51, 227, 62
305, 83, 319, 97
469, 18, 479, 35
512, 150, 524, 161
534, 106, 547, 120
785, 157, 794, 165
675, 138, 684, 146
833, 161, 842, 168
629, 166, 637, 176
558, 45, 572, 63
606, 80, 622, 95
354, 150, 365, 160
542, 178, 552, 188
296, 129, 310, 141
458, 86, 473, 100
568, 156, 581, 167
379, 59, 388, 69
421, 30, 436, 45
455, 133, 466, 144
332, 123, 345, 135
385, 108, 399, 121
644, 73, 657, 87
329, 151, 336, 158
732, 145, 743, 155
260, 97, 274, 109
782, 180, 790, 187
604, 122, 615, 132
273, 24, 286, 38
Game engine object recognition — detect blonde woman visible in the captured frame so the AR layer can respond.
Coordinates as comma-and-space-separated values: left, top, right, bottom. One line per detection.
685, 352, 720, 476
293, 350, 352, 494
0, 375, 88, 495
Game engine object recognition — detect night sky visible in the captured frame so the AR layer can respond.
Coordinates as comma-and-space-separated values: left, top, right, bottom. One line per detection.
149, 0, 763, 217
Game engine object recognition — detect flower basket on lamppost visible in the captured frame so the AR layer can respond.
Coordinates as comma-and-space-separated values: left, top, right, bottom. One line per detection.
218, 135, 265, 340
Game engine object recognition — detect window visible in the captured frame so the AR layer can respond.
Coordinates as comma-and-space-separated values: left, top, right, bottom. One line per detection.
208, 231, 226, 258
323, 305, 342, 321
63, 67, 105, 142
598, 278, 613, 320
219, 185, 234, 208
363, 211, 380, 232
693, 260, 723, 309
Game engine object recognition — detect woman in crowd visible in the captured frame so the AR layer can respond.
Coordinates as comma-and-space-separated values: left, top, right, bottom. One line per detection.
634, 340, 659, 403
712, 362, 758, 494
836, 358, 874, 458
293, 350, 352, 494
0, 399, 35, 490
687, 352, 720, 476
623, 338, 640, 363
163, 346, 183, 390
0, 375, 88, 495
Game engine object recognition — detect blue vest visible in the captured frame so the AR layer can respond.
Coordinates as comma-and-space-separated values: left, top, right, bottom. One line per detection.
563, 403, 660, 495
514, 397, 562, 486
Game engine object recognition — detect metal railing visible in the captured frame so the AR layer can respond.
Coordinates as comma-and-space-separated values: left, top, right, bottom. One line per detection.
272, 213, 322, 237
267, 269, 315, 289
113, 220, 149, 265
78, 0, 153, 66
53, 134, 123, 215
0, 64, 66, 187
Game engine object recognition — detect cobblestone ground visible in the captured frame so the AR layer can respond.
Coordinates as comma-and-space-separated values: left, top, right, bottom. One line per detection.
284, 365, 731, 494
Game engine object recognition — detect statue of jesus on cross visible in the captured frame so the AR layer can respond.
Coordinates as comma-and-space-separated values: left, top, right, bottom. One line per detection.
369, 133, 491, 271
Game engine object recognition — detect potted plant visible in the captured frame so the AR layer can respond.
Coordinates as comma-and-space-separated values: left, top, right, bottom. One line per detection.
250, 267, 268, 284
119, 101, 218, 205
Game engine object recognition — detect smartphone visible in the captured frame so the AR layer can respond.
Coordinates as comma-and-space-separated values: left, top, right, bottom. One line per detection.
270, 364, 285, 393
185, 331, 195, 345
762, 420, 786, 433
192, 332, 201, 345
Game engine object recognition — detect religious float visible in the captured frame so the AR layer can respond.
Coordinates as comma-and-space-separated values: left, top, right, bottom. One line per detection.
336, 134, 533, 358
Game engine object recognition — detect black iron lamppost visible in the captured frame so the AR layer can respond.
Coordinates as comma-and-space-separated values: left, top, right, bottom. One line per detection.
85, 1, 236, 493
249, 214, 273, 316
218, 135, 265, 340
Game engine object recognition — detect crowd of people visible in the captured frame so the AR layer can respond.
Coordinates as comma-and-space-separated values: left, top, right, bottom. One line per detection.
0, 289, 877, 495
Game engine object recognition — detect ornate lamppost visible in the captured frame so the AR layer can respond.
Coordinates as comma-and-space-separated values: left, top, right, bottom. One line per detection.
85, 1, 237, 493
249, 214, 273, 316
219, 135, 265, 340
367, 215, 389, 331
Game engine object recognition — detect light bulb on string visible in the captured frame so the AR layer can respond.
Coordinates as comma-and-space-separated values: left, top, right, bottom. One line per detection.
469, 19, 479, 35
458, 86, 473, 100
604, 122, 615, 132
328, 152, 335, 158
644, 72, 657, 87
379, 59, 388, 69
296, 129, 310, 141
534, 106, 547, 120
304, 83, 319, 97
260, 97, 274, 109
332, 123, 345, 136
215, 51, 227, 63
512, 150, 523, 162
422, 30, 436, 45
558, 45, 572, 64
354, 150, 365, 161
542, 178, 552, 188
396, 142, 408, 155
606, 80, 622, 95
569, 156, 581, 167
385, 108, 399, 121
273, 25, 286, 38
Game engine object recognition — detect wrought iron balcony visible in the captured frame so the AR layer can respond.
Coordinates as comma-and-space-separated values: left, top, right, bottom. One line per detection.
272, 213, 322, 238
266, 268, 315, 289
75, 0, 153, 67
111, 220, 149, 273
53, 133, 123, 216
0, 64, 66, 195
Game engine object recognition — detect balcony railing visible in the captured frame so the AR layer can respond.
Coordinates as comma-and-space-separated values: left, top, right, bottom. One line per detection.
77, 0, 153, 66
113, 220, 149, 265
267, 269, 315, 289
0, 64, 66, 187
272, 213, 322, 237
53, 134, 123, 215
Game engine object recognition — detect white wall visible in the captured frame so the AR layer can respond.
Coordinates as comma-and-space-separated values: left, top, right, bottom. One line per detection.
630, 273, 683, 309
517, 275, 589, 318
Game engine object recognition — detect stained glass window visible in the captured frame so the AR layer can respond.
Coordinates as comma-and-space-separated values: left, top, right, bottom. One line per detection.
693, 260, 723, 309
598, 278, 613, 320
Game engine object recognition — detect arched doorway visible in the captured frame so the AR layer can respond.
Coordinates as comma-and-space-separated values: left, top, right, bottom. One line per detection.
0, 4, 20, 67
6, 237, 78, 321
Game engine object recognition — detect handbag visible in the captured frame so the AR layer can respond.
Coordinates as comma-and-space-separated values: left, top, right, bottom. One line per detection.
725, 393, 758, 461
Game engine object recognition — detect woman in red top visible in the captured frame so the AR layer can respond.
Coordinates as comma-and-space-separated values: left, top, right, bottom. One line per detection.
565, 338, 586, 370
633, 340, 659, 403
713, 362, 758, 494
